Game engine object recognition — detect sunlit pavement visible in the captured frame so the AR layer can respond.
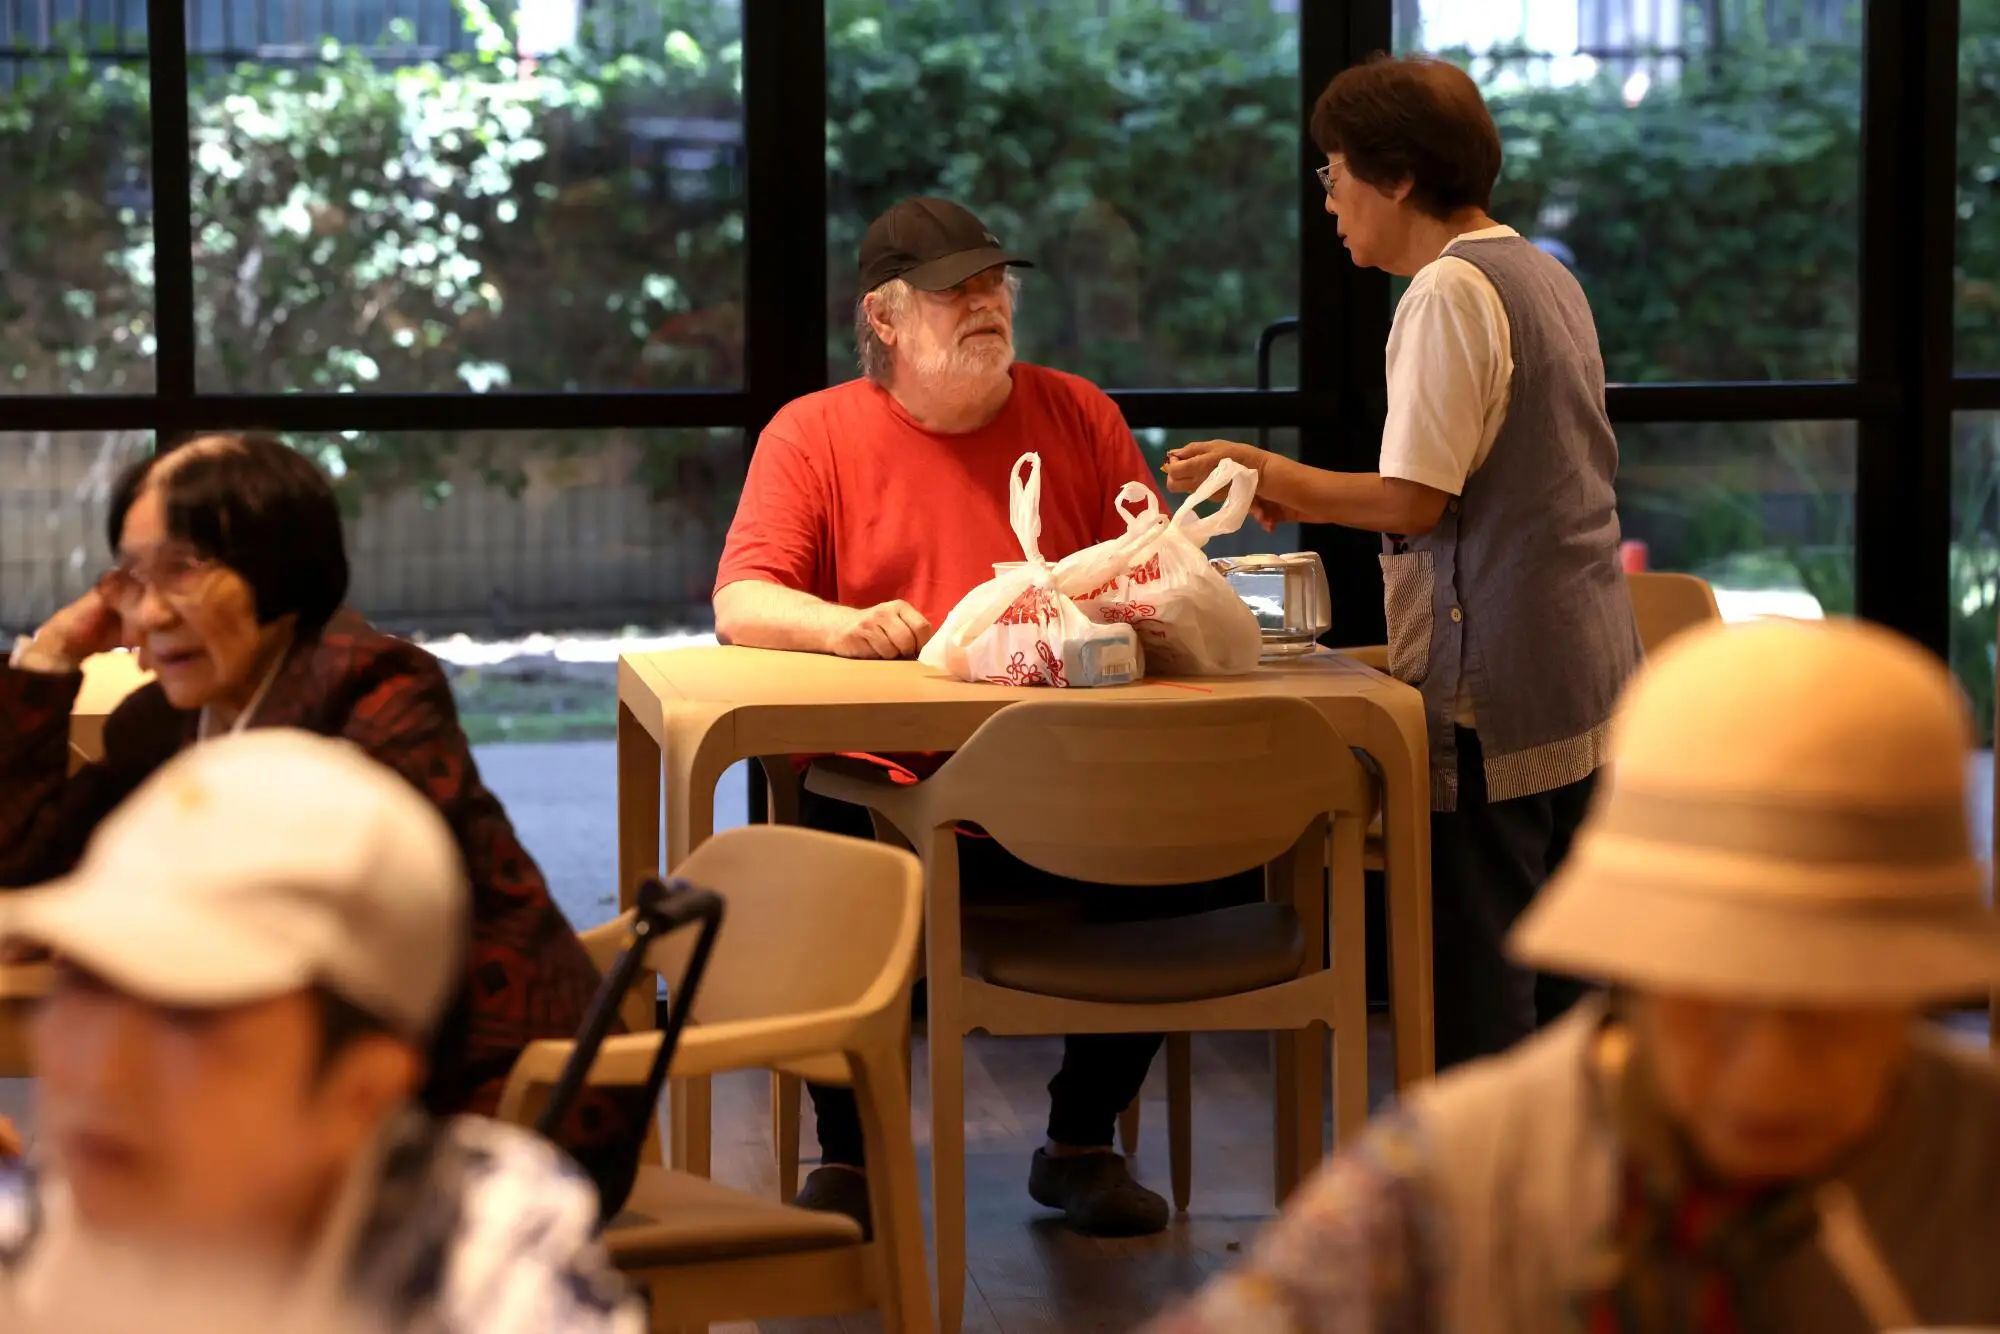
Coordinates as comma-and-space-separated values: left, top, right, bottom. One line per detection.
473, 743, 749, 929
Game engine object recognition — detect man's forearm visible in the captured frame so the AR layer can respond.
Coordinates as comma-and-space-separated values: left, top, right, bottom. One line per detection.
1260, 456, 1446, 536
711, 581, 849, 655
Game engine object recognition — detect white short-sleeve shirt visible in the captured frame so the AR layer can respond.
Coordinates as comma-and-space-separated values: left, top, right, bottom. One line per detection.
1377, 224, 1520, 726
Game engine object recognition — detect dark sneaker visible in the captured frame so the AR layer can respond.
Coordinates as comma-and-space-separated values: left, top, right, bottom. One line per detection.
1027, 1148, 1171, 1236
794, 1165, 873, 1241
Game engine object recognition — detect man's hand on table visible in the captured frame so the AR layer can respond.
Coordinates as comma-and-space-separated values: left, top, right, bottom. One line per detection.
831, 601, 933, 660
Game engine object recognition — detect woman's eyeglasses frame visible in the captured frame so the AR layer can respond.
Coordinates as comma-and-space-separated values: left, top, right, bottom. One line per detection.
93, 544, 218, 613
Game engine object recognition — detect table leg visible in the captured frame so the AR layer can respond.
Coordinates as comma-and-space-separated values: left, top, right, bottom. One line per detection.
662, 729, 727, 1179
1372, 713, 1436, 1087
617, 700, 663, 915
614, 701, 672, 1170
663, 744, 721, 873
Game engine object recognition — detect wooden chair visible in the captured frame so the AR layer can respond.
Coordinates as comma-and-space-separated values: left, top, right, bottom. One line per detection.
496, 824, 934, 1334
1352, 570, 1722, 874
1627, 570, 1723, 653
806, 696, 1373, 1334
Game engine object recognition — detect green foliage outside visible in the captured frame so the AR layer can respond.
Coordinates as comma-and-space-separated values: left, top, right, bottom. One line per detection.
3, 0, 1998, 723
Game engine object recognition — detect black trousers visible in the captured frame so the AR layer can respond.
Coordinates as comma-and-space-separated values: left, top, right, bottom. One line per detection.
1430, 726, 1596, 1072
800, 785, 1263, 1168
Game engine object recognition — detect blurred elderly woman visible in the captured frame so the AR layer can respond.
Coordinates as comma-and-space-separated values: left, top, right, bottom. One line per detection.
1145, 618, 2000, 1333
0, 432, 642, 1214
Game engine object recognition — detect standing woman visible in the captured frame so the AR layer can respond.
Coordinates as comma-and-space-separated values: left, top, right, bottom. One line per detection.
1165, 54, 1640, 1070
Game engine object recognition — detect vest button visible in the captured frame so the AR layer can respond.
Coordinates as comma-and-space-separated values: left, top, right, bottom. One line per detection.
1449, 606, 1463, 623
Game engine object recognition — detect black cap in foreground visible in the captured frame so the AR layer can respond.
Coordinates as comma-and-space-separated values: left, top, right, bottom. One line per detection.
858, 197, 1034, 294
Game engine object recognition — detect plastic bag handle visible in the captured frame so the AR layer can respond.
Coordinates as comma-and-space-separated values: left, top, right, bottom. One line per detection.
1172, 458, 1259, 548
1010, 452, 1046, 565
1115, 481, 1164, 532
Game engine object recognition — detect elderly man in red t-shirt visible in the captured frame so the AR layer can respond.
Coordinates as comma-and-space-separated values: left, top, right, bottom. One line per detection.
714, 198, 1252, 1240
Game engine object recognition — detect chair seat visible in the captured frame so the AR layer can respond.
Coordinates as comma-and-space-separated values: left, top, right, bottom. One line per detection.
966, 902, 1306, 1005
606, 1165, 865, 1269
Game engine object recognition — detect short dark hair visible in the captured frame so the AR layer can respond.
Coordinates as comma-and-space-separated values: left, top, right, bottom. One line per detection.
1309, 53, 1502, 220
107, 432, 350, 636
311, 984, 400, 1079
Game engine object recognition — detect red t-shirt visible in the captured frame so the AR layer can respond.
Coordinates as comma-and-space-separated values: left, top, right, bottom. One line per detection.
714, 364, 1160, 629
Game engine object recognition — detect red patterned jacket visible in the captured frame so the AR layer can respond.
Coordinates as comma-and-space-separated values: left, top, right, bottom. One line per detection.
0, 609, 643, 1214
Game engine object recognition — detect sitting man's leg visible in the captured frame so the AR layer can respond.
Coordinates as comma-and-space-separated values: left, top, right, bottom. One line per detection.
792, 780, 880, 1231
1028, 1030, 1170, 1234
792, 777, 1261, 1237
1024, 866, 1263, 1234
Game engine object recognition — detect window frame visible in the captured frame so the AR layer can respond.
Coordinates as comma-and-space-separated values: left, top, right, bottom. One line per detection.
1, 0, 1977, 659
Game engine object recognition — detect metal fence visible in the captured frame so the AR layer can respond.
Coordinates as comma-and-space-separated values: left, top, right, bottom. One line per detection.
0, 432, 733, 635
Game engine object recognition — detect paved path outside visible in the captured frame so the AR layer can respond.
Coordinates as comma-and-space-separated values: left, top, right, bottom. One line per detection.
471, 742, 749, 930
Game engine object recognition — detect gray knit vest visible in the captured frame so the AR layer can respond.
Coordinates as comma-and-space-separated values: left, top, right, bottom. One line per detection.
1380, 234, 1640, 811
1412, 1005, 2000, 1333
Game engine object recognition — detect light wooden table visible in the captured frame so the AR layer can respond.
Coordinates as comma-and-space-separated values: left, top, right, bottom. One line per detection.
69, 650, 153, 771
617, 646, 1436, 1173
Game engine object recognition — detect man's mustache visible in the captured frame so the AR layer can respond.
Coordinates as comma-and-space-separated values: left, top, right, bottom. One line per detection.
958, 319, 1008, 340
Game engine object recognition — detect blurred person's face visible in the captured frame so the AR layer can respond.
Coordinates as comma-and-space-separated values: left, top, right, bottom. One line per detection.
106, 477, 290, 712
32, 965, 417, 1247
1321, 154, 1423, 276
877, 266, 1015, 390
1632, 992, 1914, 1184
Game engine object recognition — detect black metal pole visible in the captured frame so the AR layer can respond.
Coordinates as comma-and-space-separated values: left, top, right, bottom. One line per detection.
146, 0, 196, 441
1300, 1, 1393, 650
1854, 0, 1958, 658
535, 876, 724, 1143
738, 0, 826, 827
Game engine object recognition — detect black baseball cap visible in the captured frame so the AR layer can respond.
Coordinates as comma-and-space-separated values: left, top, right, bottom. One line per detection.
858, 197, 1034, 294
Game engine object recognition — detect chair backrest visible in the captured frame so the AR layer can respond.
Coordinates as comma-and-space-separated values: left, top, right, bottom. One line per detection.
920, 695, 1370, 887
1627, 571, 1721, 655
643, 823, 923, 1028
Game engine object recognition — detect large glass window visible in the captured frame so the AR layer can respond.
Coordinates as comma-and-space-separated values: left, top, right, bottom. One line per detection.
1951, 413, 2000, 750
282, 425, 744, 641
186, 0, 746, 392
0, 432, 154, 636
1616, 420, 1856, 620
1399, 0, 1862, 383
1961, 0, 2000, 372
294, 425, 746, 923
825, 0, 1301, 390
0, 10, 153, 394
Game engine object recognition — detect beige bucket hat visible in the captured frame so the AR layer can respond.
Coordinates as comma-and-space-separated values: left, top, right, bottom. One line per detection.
1512, 616, 2000, 1004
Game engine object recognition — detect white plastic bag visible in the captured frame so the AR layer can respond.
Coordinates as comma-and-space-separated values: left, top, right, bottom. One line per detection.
920, 453, 1144, 688
1070, 461, 1265, 676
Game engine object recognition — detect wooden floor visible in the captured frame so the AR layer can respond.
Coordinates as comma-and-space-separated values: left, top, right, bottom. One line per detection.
3, 1012, 1985, 1332
699, 1020, 1400, 1334
0, 1022, 1399, 1334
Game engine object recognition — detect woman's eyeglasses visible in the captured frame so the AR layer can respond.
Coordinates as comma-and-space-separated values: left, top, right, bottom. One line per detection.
1316, 160, 1347, 200
95, 544, 216, 611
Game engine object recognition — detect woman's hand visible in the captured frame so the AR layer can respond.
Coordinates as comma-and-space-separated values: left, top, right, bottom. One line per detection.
31, 587, 124, 667
1251, 498, 1309, 532
1162, 440, 1271, 494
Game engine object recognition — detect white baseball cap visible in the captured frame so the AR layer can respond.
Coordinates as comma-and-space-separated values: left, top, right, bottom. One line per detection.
5, 729, 467, 1037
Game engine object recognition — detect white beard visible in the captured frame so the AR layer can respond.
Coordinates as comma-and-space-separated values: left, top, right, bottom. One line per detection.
902, 327, 1014, 390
